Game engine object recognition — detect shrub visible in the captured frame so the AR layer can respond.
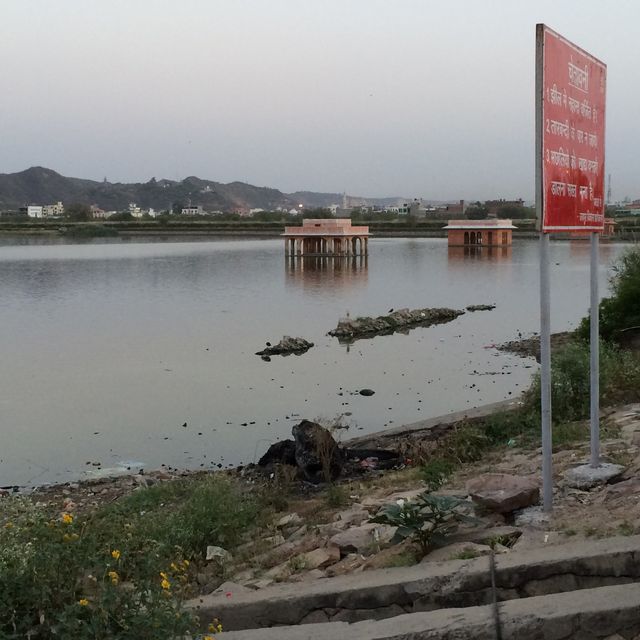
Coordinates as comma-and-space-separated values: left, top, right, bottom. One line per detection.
0, 476, 263, 638
421, 458, 455, 492
325, 483, 349, 508
0, 499, 196, 639
577, 246, 640, 341
483, 409, 538, 446
526, 339, 640, 423
440, 423, 490, 464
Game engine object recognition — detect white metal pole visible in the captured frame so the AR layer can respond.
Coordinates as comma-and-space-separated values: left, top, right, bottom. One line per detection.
535, 25, 553, 512
540, 231, 553, 511
590, 232, 600, 467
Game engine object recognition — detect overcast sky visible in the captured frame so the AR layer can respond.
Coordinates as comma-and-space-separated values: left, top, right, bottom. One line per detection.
1, 0, 638, 201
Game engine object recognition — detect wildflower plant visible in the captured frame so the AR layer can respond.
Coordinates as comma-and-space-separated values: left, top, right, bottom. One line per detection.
0, 475, 259, 638
370, 492, 477, 556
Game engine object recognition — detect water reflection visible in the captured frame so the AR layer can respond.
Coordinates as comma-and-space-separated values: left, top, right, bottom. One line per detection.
285, 255, 368, 289
569, 238, 616, 262
447, 245, 512, 262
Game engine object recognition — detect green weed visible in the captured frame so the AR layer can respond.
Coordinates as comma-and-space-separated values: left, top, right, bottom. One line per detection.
370, 492, 477, 557
0, 476, 267, 639
325, 483, 349, 508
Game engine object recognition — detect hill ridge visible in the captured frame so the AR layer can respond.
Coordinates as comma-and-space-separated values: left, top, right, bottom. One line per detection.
0, 167, 410, 212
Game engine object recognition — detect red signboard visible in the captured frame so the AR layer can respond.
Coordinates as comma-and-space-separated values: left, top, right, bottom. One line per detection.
536, 24, 606, 232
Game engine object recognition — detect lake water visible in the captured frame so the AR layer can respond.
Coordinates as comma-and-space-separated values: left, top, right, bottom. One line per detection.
0, 236, 630, 487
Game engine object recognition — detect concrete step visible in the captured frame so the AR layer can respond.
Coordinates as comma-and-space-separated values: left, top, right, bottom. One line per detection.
218, 582, 640, 639
187, 534, 640, 632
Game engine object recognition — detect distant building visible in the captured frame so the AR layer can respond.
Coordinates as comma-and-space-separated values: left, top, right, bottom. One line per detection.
26, 205, 44, 218
444, 200, 467, 216
443, 219, 517, 246
570, 218, 617, 238
91, 205, 107, 218
129, 203, 142, 218
283, 218, 370, 256
604, 218, 617, 236
249, 208, 265, 215
615, 201, 640, 216
485, 199, 525, 217
42, 201, 64, 217
181, 205, 204, 216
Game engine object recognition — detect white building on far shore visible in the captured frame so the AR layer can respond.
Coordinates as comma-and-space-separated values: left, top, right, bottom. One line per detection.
42, 201, 64, 217
181, 205, 204, 216
27, 205, 43, 218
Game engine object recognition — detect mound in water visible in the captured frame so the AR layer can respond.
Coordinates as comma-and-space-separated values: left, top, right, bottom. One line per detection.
328, 307, 465, 342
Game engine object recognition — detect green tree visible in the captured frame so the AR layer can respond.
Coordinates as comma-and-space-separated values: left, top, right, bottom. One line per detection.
301, 207, 333, 218
65, 203, 92, 221
466, 202, 488, 219
497, 204, 533, 219
108, 211, 134, 221
577, 247, 640, 342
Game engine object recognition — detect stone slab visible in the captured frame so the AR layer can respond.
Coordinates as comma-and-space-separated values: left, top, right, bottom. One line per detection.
186, 534, 640, 632
466, 473, 539, 514
564, 462, 625, 489
219, 582, 640, 639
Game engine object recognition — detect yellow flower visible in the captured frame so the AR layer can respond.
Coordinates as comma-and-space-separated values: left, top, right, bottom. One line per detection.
161, 578, 171, 590
61, 513, 73, 525
208, 619, 223, 633
170, 562, 179, 572
107, 571, 119, 585
78, 598, 89, 606
182, 559, 190, 567
111, 549, 121, 560
203, 636, 213, 640
160, 571, 168, 580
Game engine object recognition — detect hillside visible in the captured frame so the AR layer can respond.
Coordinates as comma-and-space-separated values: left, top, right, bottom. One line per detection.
0, 167, 295, 212
0, 167, 408, 213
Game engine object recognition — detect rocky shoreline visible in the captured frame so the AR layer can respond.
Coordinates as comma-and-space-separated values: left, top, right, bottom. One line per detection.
498, 331, 573, 362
